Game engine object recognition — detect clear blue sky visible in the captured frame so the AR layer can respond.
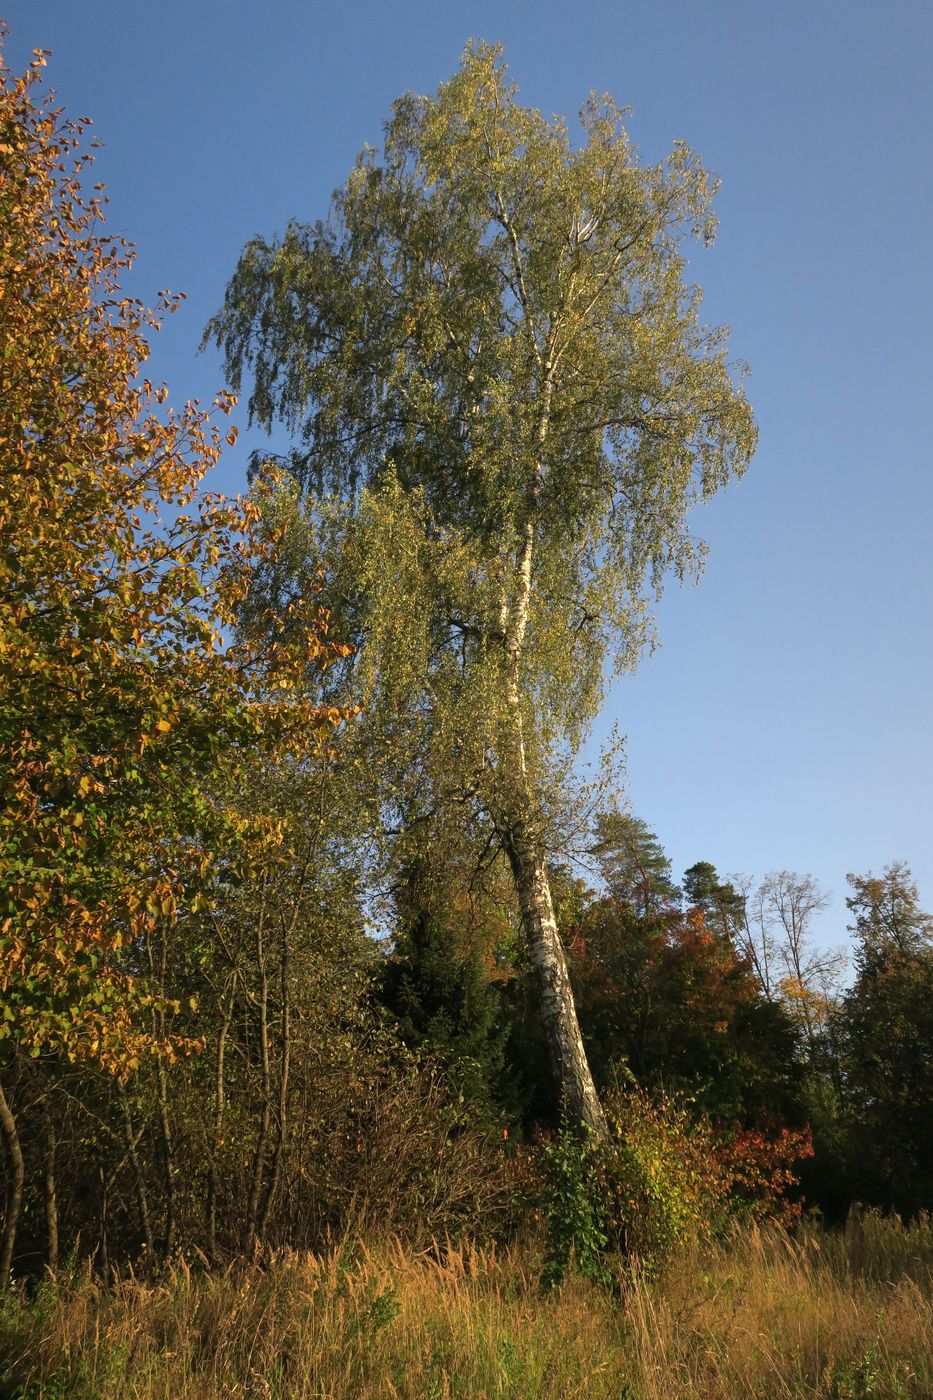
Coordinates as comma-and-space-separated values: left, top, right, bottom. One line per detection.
6, 0, 932, 951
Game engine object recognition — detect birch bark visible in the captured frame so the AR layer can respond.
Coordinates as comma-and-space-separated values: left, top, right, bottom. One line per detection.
497, 372, 608, 1137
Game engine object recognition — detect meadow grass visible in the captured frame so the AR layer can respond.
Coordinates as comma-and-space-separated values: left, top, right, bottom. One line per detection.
1, 1212, 931, 1399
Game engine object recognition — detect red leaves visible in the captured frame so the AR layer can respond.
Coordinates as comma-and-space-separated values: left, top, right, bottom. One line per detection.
716, 1124, 814, 1226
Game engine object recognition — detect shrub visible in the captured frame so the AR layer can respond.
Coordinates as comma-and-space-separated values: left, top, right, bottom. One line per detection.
597, 1088, 727, 1265
716, 1123, 814, 1226
541, 1089, 725, 1286
541, 1087, 814, 1285
539, 1115, 611, 1289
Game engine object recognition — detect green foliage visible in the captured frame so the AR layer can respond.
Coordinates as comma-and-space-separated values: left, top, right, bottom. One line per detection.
682, 861, 746, 941
841, 945, 933, 1213
540, 1113, 610, 1290
829, 865, 933, 1214
827, 1346, 920, 1400
541, 1086, 816, 1288
590, 812, 680, 915
846, 863, 933, 961
382, 908, 510, 1115
542, 1090, 730, 1287
597, 1090, 731, 1266
206, 35, 757, 871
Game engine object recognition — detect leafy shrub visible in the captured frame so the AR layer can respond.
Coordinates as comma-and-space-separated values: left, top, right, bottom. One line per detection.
596, 1088, 727, 1265
541, 1090, 724, 1286
716, 1123, 814, 1226
541, 1087, 814, 1285
539, 1116, 610, 1289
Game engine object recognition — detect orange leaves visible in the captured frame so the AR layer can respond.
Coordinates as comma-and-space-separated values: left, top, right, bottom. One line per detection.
0, 37, 352, 1075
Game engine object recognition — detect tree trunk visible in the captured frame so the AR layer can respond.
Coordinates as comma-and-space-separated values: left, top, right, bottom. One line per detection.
44, 1115, 59, 1275
0, 1075, 24, 1285
258, 921, 290, 1243
504, 814, 608, 1138
154, 1060, 176, 1259
118, 1082, 155, 1259
97, 1165, 110, 1276
146, 932, 176, 1261
244, 907, 271, 1252
494, 368, 607, 1140
207, 975, 235, 1258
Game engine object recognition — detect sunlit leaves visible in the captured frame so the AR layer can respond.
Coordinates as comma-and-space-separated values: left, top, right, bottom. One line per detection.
0, 39, 350, 1072
207, 41, 757, 810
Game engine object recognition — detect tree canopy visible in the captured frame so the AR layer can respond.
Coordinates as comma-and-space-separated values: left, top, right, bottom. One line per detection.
209, 43, 756, 730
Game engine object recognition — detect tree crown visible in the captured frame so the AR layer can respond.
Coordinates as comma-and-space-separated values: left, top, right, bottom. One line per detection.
206, 42, 757, 763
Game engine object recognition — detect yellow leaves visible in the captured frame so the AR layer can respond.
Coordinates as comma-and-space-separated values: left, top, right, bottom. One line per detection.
144, 884, 177, 921
0, 43, 356, 1077
324, 704, 355, 726
225, 425, 238, 447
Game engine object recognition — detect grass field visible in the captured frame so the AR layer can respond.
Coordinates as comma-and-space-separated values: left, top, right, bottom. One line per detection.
1, 1212, 931, 1399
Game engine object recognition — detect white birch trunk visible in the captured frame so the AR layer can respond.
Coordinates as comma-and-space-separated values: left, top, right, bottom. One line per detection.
496, 369, 608, 1139
503, 807, 608, 1137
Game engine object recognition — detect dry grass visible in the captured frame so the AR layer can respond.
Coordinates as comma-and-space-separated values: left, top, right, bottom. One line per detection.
624, 1213, 933, 1399
1, 1213, 931, 1399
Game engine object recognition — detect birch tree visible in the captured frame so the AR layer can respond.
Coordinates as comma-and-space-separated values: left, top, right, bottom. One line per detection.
206, 43, 757, 1135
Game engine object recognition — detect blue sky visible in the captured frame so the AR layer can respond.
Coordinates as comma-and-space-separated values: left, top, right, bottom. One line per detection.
6, 0, 931, 951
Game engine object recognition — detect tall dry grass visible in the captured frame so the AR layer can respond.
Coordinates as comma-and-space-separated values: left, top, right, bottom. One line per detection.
1, 1212, 931, 1399
625, 1213, 933, 1399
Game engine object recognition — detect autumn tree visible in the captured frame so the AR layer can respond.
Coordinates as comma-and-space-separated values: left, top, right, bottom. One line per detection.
207, 43, 756, 1135
568, 866, 803, 1125
0, 35, 344, 1279
845, 862, 933, 958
